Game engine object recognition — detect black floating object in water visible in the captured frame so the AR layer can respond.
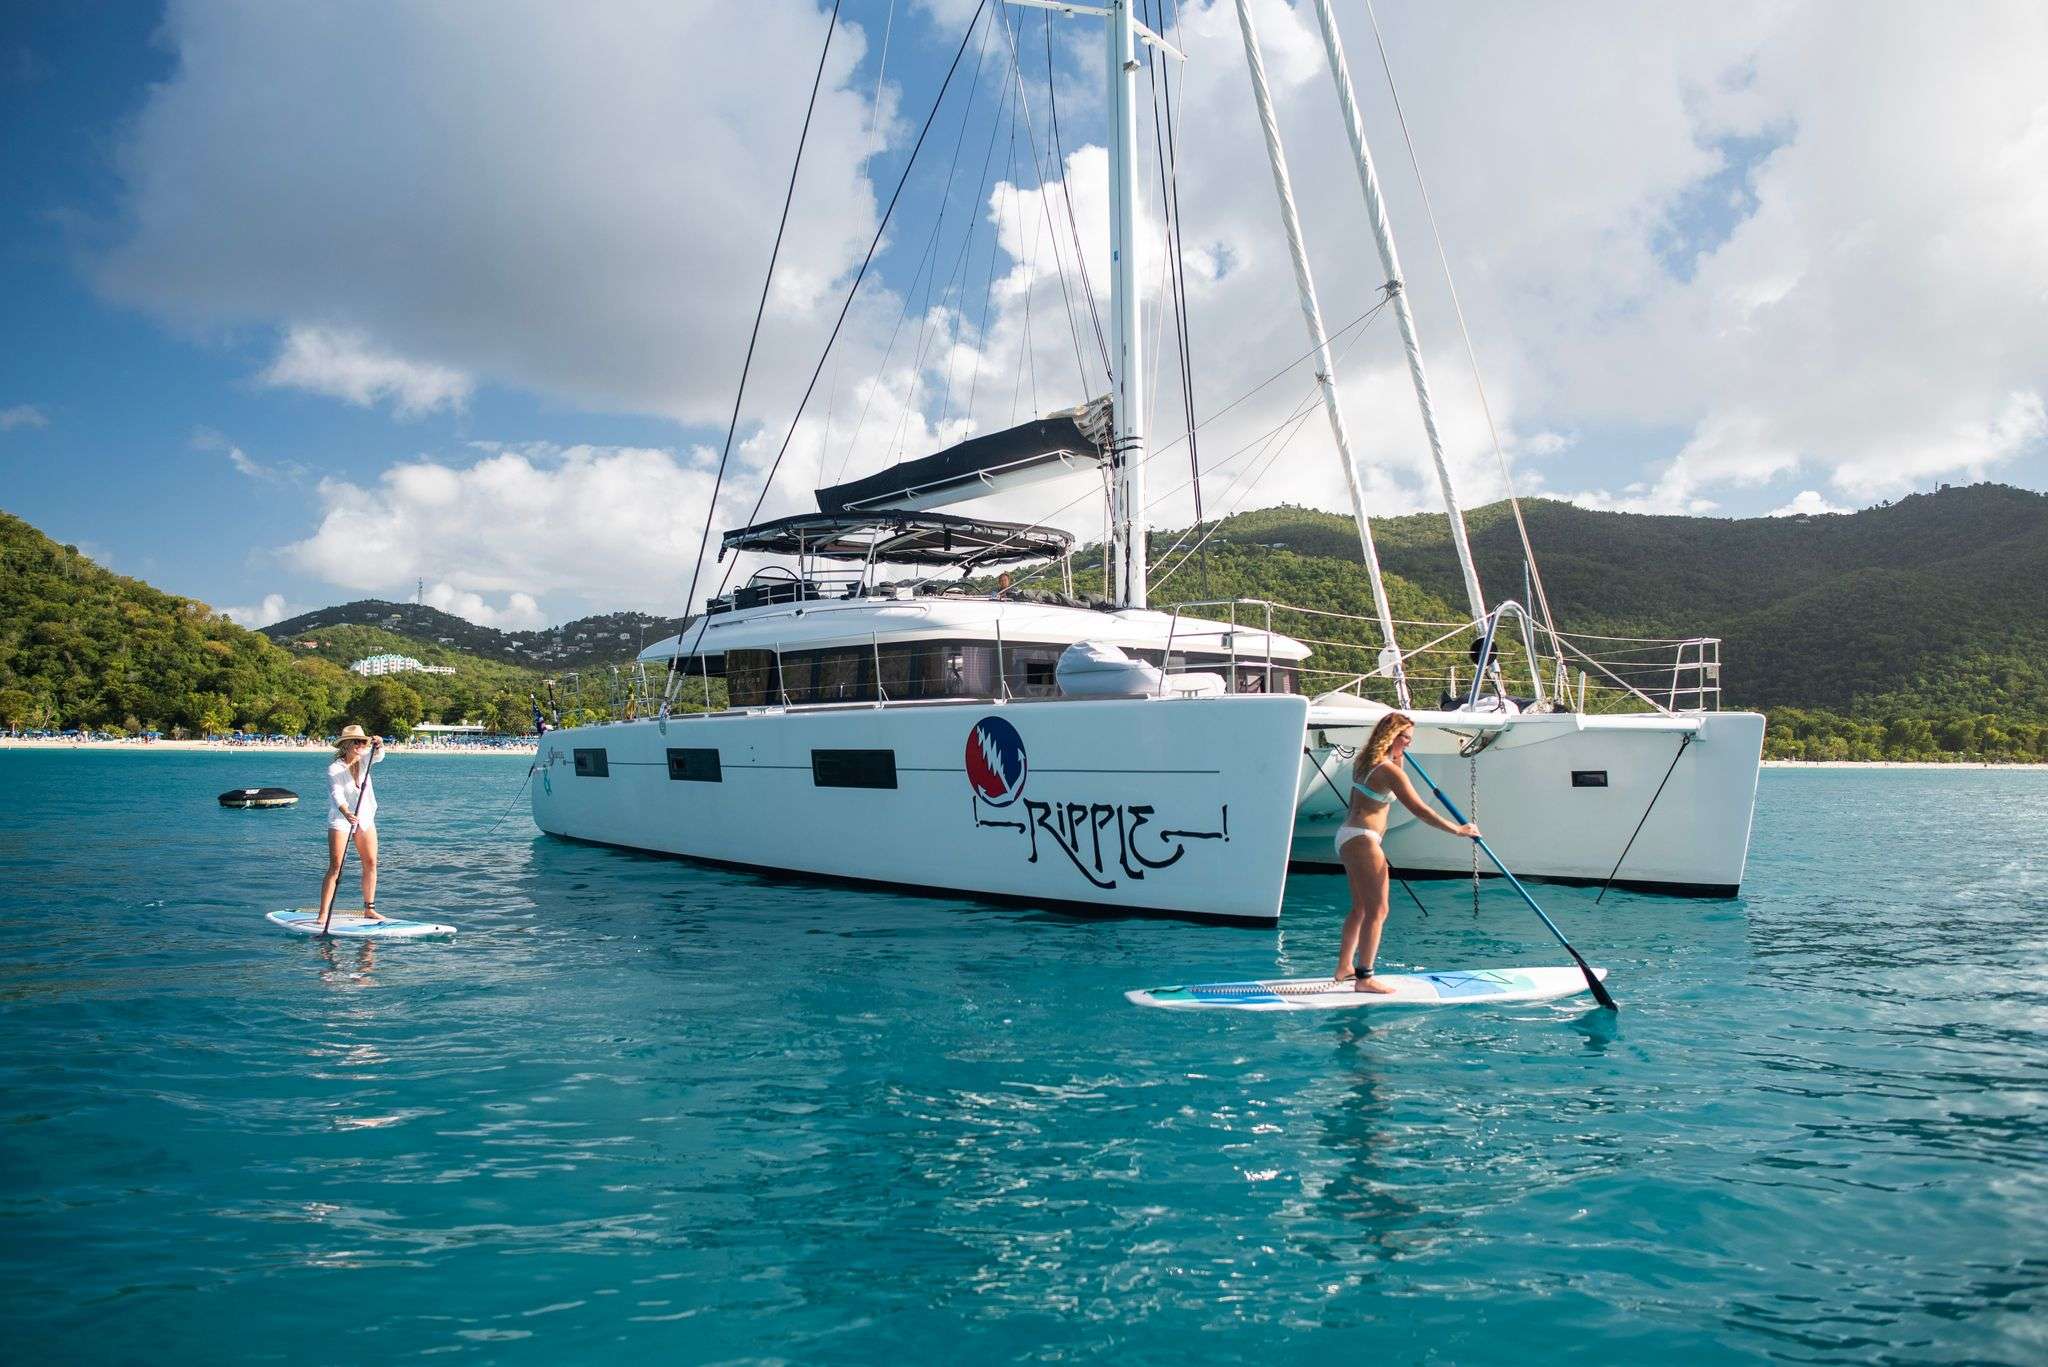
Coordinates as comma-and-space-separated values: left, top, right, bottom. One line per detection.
219, 787, 299, 809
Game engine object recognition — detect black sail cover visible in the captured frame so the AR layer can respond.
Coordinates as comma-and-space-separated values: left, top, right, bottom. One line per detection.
816, 396, 1111, 514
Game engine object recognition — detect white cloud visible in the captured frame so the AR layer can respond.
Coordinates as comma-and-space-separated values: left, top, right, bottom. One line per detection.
1770, 490, 1846, 517
281, 441, 800, 622
419, 584, 546, 632
220, 592, 295, 628
98, 0, 887, 427
192, 426, 281, 481
259, 327, 473, 419
91, 0, 2048, 539
0, 404, 48, 431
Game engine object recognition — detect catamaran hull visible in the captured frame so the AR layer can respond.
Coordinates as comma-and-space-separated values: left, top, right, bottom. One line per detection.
1294, 708, 1766, 896
531, 694, 1311, 923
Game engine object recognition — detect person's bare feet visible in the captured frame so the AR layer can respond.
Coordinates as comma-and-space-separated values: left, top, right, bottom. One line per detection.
1354, 974, 1397, 994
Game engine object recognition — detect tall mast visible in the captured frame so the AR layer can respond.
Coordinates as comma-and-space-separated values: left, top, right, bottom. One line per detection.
1106, 0, 1148, 608
1309, 0, 1485, 623
1233, 0, 1405, 701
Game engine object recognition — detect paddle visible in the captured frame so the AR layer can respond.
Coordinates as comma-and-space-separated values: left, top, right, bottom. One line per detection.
1404, 754, 1618, 1010
316, 737, 379, 935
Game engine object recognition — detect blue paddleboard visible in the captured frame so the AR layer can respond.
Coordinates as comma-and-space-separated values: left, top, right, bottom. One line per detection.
1128, 964, 1604, 1011
267, 909, 456, 939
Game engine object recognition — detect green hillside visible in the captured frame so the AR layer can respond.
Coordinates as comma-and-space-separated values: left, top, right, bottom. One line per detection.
9, 484, 2045, 760
265, 600, 683, 670
0, 511, 538, 738
1182, 485, 2048, 749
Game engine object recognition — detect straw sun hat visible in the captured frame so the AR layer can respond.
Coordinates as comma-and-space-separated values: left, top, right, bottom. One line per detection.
335, 724, 372, 752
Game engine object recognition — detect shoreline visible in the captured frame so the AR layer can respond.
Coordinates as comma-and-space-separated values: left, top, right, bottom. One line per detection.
4, 738, 2040, 769
1761, 759, 2047, 770
0, 737, 537, 757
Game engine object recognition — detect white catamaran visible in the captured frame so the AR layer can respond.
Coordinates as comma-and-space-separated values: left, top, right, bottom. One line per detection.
530, 0, 1765, 922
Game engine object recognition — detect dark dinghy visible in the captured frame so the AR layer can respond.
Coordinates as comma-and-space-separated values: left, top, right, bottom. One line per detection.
219, 787, 299, 809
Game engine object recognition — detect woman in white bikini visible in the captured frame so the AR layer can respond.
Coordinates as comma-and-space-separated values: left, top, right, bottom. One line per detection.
316, 724, 386, 932
1334, 713, 1478, 992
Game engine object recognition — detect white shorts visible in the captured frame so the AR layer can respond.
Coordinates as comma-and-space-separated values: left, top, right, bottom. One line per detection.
329, 817, 377, 835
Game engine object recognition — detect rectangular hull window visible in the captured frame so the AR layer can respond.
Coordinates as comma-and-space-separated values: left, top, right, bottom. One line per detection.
811, 749, 897, 790
1571, 770, 1609, 788
667, 748, 722, 782
573, 748, 610, 778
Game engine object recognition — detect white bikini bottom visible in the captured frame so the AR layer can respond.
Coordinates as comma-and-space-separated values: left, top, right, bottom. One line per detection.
1333, 824, 1382, 854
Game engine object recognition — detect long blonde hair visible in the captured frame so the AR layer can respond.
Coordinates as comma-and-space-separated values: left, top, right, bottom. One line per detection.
1359, 712, 1414, 776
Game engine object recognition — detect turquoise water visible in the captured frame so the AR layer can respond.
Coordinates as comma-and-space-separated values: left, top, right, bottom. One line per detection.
2, 751, 2044, 1363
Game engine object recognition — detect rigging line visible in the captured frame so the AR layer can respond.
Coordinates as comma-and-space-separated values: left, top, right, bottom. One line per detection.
678, 0, 841, 658
993, 4, 1092, 397
830, 1, 999, 489
714, 0, 994, 603
827, 153, 959, 489
1594, 733, 1693, 904
1150, 394, 1326, 593
1149, 0, 1205, 587
819, 0, 901, 489
989, 367, 1337, 601
1045, 10, 1112, 377
887, 5, 1000, 464
1155, 3, 1203, 536
1145, 296, 1394, 588
891, 299, 1390, 601
1146, 291, 1384, 536
964, 112, 1018, 424
1361, 0, 1557, 644
1149, 394, 1320, 587
933, 65, 1016, 431
1008, 112, 1043, 426
1147, 295, 1392, 467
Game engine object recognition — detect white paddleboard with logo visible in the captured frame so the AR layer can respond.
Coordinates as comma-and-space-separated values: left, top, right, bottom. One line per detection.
267, 909, 457, 939
1128, 964, 1604, 1011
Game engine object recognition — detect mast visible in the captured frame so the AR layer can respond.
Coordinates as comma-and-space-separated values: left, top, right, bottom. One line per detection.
1106, 0, 1147, 609
1010, 0, 1170, 607
1232, 0, 1406, 701
1309, 0, 1486, 623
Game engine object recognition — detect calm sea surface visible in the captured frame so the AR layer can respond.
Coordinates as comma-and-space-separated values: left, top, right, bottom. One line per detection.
1, 751, 2043, 1363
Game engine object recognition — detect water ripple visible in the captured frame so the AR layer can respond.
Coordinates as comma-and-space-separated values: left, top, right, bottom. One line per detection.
0, 754, 2043, 1361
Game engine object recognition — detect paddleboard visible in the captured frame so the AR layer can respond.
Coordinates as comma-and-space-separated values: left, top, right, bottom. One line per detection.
1127, 964, 1604, 1012
267, 909, 456, 939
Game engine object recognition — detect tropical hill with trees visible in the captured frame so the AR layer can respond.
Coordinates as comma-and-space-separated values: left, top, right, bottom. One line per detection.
264, 601, 684, 671
0, 511, 541, 738
5, 483, 2045, 759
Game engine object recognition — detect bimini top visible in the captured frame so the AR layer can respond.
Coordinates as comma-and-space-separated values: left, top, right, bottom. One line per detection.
718, 511, 1072, 567
814, 396, 1111, 514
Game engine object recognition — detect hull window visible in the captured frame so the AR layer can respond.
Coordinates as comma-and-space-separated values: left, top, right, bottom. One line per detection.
573, 748, 610, 778
1572, 770, 1609, 787
812, 748, 898, 790
667, 748, 722, 782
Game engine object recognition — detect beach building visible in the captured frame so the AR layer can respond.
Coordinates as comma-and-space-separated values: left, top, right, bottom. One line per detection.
349, 653, 457, 678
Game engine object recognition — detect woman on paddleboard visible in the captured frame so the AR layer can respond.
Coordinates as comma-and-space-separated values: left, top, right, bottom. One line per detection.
1334, 713, 1478, 992
317, 725, 386, 931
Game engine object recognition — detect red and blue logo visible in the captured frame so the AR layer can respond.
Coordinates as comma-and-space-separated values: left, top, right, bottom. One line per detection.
965, 715, 1028, 806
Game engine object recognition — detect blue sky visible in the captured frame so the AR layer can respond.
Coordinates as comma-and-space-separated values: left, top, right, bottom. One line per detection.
4, 2, 2044, 629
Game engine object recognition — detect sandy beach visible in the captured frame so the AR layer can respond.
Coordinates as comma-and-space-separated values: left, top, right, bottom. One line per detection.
0, 736, 537, 757
6, 737, 2038, 768
1762, 759, 2048, 770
